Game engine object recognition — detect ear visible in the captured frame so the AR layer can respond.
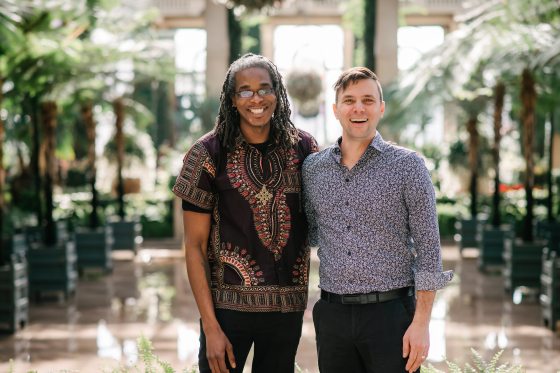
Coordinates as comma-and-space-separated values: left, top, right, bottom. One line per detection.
380, 101, 385, 117
332, 103, 338, 119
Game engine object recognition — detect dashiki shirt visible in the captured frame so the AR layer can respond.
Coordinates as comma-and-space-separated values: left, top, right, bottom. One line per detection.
173, 130, 318, 312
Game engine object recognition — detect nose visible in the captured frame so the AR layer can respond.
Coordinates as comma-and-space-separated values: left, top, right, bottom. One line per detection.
249, 92, 264, 103
353, 101, 365, 112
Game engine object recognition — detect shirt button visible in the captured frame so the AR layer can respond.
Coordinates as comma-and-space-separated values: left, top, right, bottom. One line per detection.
346, 226, 351, 230
345, 201, 349, 206
345, 178, 350, 182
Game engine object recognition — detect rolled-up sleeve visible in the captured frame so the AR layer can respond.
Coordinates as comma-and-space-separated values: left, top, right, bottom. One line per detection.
404, 154, 453, 290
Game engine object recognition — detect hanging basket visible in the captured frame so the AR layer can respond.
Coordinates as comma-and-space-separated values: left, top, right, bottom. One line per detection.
286, 69, 323, 103
222, 0, 283, 10
298, 99, 321, 118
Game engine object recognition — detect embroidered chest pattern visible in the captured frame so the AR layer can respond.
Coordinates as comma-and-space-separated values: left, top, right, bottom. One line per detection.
226, 145, 299, 256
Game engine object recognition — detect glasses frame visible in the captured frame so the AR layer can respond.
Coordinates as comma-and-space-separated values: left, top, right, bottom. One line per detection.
235, 87, 275, 99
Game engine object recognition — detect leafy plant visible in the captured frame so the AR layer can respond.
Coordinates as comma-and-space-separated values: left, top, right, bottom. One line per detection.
421, 349, 523, 373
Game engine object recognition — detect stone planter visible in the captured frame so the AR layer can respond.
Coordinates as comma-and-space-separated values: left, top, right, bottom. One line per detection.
23, 220, 70, 248
75, 226, 114, 273
27, 240, 77, 300
536, 220, 560, 253
1, 233, 27, 264
0, 257, 28, 333
503, 237, 546, 292
455, 218, 484, 252
479, 224, 512, 271
540, 248, 560, 331
108, 219, 143, 253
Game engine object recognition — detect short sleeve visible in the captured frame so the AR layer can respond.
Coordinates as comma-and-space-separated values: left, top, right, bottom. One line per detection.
172, 141, 216, 211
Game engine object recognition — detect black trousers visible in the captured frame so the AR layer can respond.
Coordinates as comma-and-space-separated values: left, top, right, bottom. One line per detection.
313, 295, 418, 373
198, 309, 304, 373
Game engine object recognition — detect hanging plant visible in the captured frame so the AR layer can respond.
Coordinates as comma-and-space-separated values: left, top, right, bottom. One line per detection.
220, 0, 283, 11
298, 98, 321, 118
286, 69, 323, 104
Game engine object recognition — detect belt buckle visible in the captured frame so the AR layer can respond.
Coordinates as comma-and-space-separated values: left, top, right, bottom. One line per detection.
341, 294, 361, 304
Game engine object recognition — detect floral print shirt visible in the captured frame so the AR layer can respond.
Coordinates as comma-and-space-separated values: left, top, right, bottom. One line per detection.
302, 132, 453, 295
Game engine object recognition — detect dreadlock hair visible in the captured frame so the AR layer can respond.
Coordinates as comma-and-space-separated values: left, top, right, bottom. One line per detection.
214, 53, 299, 151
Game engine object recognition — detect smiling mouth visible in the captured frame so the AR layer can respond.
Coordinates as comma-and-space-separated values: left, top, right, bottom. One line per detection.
250, 108, 265, 114
350, 119, 368, 123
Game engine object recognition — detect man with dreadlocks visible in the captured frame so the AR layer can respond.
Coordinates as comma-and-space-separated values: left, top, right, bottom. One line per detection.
172, 53, 318, 373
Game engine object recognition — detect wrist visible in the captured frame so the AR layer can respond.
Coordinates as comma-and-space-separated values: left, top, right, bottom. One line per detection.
201, 318, 221, 333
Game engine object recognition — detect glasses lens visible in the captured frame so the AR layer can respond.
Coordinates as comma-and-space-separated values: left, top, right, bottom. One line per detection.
238, 90, 253, 98
257, 88, 274, 97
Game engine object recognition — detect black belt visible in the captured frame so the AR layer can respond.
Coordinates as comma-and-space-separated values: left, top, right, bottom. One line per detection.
321, 287, 414, 305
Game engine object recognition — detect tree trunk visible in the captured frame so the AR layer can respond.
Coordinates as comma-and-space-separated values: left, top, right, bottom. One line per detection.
0, 76, 5, 245
521, 68, 536, 242
113, 98, 125, 220
29, 95, 43, 226
466, 116, 479, 219
41, 101, 58, 246
547, 109, 555, 221
491, 82, 505, 227
81, 101, 99, 228
227, 7, 242, 64
546, 109, 554, 222
364, 0, 376, 71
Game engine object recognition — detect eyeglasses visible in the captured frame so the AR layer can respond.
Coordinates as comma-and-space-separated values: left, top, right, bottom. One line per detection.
235, 87, 275, 98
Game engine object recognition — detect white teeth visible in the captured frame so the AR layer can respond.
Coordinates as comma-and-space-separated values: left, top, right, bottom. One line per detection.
250, 108, 264, 114
351, 119, 367, 123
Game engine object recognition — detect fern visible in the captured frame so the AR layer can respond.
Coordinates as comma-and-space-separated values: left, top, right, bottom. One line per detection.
421, 349, 524, 373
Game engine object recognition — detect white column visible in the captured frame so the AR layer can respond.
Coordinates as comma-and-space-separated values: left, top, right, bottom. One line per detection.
376, 0, 399, 85
205, 1, 229, 96
260, 23, 275, 60
343, 28, 354, 69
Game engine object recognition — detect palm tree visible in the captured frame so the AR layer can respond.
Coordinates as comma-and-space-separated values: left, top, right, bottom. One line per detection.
491, 82, 505, 227
0, 0, 27, 248
387, 0, 560, 240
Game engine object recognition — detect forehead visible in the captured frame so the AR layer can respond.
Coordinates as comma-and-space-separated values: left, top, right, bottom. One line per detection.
234, 67, 272, 88
338, 79, 380, 99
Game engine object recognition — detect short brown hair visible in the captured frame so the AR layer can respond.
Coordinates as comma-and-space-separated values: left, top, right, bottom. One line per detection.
333, 67, 383, 103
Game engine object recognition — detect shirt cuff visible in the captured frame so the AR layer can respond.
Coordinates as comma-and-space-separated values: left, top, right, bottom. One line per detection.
414, 270, 454, 291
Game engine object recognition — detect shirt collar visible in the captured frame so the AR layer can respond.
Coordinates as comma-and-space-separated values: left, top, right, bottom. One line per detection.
332, 131, 388, 156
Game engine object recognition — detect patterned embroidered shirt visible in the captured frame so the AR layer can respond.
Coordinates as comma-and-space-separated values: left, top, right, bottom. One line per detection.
173, 130, 318, 312
302, 132, 453, 295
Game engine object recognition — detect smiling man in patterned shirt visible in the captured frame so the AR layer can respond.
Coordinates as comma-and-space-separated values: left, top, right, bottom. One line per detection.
302, 67, 453, 373
173, 54, 318, 373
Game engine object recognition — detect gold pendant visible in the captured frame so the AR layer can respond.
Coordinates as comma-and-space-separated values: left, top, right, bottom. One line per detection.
255, 185, 273, 205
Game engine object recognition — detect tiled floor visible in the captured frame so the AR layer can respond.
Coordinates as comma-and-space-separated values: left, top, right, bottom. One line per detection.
1, 241, 559, 373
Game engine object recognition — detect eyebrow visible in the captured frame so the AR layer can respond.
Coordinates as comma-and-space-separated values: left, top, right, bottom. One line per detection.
236, 82, 273, 90
341, 94, 377, 100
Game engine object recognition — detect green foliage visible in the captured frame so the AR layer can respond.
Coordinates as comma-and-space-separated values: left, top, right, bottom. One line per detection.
421, 349, 523, 373
437, 201, 468, 239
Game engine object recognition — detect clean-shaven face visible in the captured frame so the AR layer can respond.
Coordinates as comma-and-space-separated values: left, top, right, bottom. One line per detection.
233, 67, 277, 134
333, 79, 385, 143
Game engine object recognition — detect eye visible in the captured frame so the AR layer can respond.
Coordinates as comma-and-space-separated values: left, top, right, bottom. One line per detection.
258, 88, 274, 96
237, 90, 253, 98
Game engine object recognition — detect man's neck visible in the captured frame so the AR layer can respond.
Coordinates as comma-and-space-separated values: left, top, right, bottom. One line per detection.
240, 125, 270, 144
339, 135, 375, 169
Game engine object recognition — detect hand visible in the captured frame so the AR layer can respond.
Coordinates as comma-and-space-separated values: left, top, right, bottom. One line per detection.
402, 321, 430, 373
205, 326, 236, 373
